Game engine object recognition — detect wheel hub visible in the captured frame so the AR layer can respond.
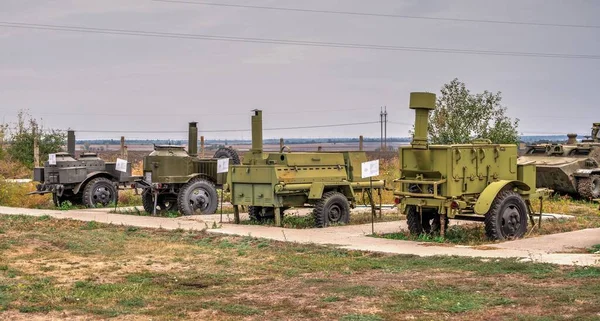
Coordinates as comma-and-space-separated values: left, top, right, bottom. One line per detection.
190, 189, 209, 211
328, 205, 342, 222
93, 186, 111, 205
501, 205, 521, 237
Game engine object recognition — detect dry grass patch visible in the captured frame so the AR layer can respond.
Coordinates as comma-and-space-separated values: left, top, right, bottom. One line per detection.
1, 215, 599, 320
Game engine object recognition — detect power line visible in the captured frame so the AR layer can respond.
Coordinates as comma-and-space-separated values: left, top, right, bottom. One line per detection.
152, 0, 600, 30
4, 107, 373, 118
1, 21, 599, 60
69, 121, 381, 133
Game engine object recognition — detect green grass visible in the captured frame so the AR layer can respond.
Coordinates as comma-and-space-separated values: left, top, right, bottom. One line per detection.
0, 215, 598, 320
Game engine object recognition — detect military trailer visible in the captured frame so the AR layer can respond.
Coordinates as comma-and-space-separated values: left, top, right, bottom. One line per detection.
30, 130, 134, 208
136, 122, 240, 215
394, 92, 546, 240
519, 127, 600, 199
227, 110, 384, 227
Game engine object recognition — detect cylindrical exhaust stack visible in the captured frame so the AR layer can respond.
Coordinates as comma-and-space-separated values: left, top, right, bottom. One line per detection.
188, 122, 198, 157
409, 92, 436, 149
67, 130, 75, 156
409, 92, 436, 171
251, 110, 263, 155
567, 133, 578, 145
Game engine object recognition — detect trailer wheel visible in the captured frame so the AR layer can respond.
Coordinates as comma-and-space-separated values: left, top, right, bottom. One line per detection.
177, 178, 218, 215
82, 177, 118, 208
213, 147, 241, 165
484, 190, 528, 240
577, 175, 600, 199
142, 189, 178, 214
53, 191, 82, 207
406, 206, 446, 235
313, 191, 350, 227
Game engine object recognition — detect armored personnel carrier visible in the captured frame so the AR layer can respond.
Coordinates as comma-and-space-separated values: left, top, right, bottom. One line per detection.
394, 92, 547, 240
136, 122, 240, 215
227, 110, 384, 227
30, 131, 134, 208
519, 124, 600, 199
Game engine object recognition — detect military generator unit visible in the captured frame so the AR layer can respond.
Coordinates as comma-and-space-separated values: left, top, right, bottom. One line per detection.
393, 92, 548, 240
227, 110, 384, 227
30, 130, 134, 208
136, 122, 240, 215
519, 125, 600, 200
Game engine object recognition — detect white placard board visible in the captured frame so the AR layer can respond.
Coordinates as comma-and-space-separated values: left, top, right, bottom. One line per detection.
115, 158, 128, 173
361, 159, 380, 178
217, 158, 229, 174
48, 153, 57, 165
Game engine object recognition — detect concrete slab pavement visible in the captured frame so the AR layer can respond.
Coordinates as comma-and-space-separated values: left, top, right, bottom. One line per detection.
0, 206, 598, 267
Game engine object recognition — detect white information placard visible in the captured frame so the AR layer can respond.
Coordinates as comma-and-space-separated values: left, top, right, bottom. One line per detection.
217, 158, 229, 174
115, 158, 128, 173
48, 153, 57, 165
361, 159, 380, 178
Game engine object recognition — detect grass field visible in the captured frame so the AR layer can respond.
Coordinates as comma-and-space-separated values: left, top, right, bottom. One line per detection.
1, 215, 600, 320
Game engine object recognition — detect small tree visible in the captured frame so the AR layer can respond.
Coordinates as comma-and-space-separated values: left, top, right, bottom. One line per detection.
428, 79, 520, 144
6, 110, 66, 168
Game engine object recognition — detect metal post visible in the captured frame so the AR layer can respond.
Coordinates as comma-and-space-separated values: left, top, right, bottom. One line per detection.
220, 187, 223, 223
124, 146, 128, 160
152, 190, 158, 216
200, 135, 205, 158
33, 127, 39, 167
370, 177, 375, 235
359, 135, 363, 151
120, 136, 125, 158
275, 207, 282, 227
233, 205, 240, 224
538, 197, 543, 230
280, 138, 284, 152
318, 146, 322, 152
440, 214, 446, 238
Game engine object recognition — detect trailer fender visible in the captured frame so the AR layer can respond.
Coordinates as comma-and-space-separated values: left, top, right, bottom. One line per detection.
474, 180, 531, 215
73, 172, 116, 194
185, 174, 216, 184
308, 183, 325, 200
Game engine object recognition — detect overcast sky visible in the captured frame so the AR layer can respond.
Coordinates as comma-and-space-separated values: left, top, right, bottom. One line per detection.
1, 0, 598, 140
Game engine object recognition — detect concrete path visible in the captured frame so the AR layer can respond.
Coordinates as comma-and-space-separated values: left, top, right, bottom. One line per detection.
1, 206, 599, 267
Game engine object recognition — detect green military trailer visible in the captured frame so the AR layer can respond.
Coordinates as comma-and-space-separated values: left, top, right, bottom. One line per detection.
227, 110, 384, 227
136, 122, 240, 215
394, 92, 548, 240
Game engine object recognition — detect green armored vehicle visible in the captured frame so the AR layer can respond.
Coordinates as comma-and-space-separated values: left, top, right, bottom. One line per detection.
394, 92, 545, 240
518, 125, 600, 199
31, 131, 134, 208
137, 122, 240, 215
227, 110, 384, 227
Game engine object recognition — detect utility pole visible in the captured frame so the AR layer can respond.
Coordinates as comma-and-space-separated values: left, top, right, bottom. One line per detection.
380, 107, 384, 154
383, 106, 388, 152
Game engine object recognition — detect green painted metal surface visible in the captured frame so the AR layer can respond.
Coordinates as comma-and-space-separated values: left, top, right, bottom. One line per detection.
394, 92, 536, 218
228, 110, 384, 209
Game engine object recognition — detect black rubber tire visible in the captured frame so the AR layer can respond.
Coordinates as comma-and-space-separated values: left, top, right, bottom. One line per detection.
313, 191, 350, 228
82, 177, 118, 208
577, 175, 600, 199
141, 189, 177, 214
406, 205, 422, 235
406, 206, 446, 235
484, 190, 528, 240
177, 178, 218, 215
213, 147, 241, 165
248, 206, 276, 222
